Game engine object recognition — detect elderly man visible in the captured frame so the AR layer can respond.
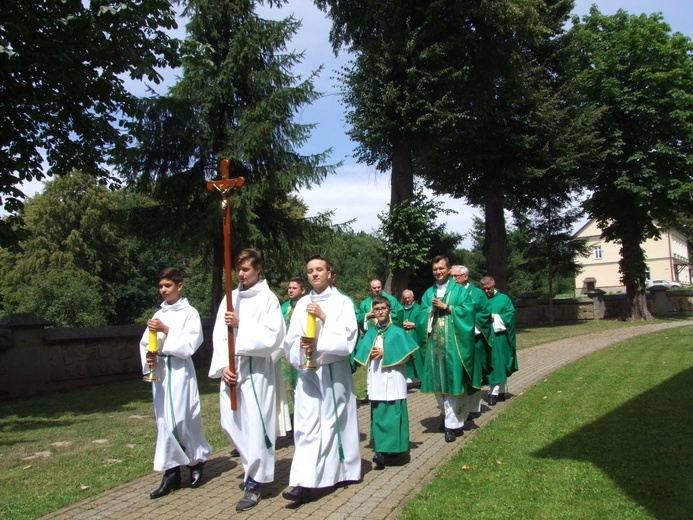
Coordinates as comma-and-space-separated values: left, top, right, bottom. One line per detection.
481, 276, 518, 404
401, 289, 424, 382
450, 265, 493, 417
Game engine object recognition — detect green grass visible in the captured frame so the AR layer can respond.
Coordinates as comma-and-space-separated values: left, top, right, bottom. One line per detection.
400, 324, 693, 520
0, 318, 690, 519
0, 374, 228, 519
515, 316, 689, 349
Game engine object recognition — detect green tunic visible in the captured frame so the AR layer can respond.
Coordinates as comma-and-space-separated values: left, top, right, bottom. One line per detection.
461, 282, 495, 388
280, 299, 298, 392
416, 282, 477, 395
402, 302, 425, 379
487, 290, 519, 385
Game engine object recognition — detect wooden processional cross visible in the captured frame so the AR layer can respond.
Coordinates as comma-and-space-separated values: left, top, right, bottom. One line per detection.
207, 159, 245, 411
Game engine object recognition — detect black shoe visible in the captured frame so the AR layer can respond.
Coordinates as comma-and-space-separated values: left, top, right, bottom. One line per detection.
231, 448, 240, 457
444, 429, 456, 442
438, 419, 445, 432
189, 462, 204, 488
488, 394, 498, 406
373, 452, 386, 469
282, 485, 310, 503
150, 467, 181, 499
236, 489, 261, 511
498, 392, 507, 401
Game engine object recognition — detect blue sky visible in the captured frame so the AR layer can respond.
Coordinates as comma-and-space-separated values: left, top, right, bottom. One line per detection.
250, 0, 693, 246
20, 1, 693, 247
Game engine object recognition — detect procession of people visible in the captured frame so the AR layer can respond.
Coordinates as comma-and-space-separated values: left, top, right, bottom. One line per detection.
140, 251, 518, 510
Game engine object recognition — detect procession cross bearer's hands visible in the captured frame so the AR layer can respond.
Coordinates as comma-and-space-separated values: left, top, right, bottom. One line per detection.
222, 366, 237, 387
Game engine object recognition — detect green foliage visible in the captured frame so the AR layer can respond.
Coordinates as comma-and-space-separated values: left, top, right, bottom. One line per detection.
0, 172, 218, 326
0, 172, 131, 326
567, 9, 693, 300
0, 0, 179, 218
117, 0, 337, 310
323, 230, 386, 303
377, 187, 455, 271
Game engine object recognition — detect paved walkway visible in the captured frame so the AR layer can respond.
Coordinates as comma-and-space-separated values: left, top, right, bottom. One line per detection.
43, 321, 691, 520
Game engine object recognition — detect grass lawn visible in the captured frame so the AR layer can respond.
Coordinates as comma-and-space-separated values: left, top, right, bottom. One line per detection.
0, 318, 690, 519
400, 324, 693, 519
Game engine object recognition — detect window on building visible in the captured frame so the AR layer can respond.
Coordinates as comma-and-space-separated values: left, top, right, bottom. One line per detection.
594, 245, 602, 260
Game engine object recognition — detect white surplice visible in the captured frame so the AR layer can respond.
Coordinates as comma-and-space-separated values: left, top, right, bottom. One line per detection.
139, 297, 212, 472
209, 279, 286, 484
284, 286, 361, 488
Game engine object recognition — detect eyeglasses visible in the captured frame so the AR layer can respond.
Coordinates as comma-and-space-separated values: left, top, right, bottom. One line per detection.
373, 308, 389, 314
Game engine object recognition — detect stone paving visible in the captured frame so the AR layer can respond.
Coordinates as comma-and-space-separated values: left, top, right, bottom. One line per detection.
42, 320, 690, 519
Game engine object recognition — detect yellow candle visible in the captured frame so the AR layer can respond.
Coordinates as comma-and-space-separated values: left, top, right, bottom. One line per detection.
148, 329, 158, 352
306, 314, 316, 338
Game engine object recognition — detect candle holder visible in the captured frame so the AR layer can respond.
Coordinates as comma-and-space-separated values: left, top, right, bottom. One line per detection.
142, 357, 160, 382
299, 336, 318, 370
143, 329, 160, 382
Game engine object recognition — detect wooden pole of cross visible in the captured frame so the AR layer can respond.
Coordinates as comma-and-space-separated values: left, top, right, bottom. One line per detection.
206, 159, 245, 411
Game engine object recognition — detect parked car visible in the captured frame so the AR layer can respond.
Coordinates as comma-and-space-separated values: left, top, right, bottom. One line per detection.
646, 279, 683, 290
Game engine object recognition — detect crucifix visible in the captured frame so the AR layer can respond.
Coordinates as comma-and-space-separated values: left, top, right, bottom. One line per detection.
207, 159, 245, 410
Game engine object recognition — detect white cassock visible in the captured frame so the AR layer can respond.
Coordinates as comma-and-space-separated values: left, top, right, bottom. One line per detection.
209, 279, 287, 484
284, 286, 361, 488
139, 297, 212, 472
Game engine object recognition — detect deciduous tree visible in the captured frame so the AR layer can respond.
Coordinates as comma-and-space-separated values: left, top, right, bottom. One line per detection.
566, 8, 693, 320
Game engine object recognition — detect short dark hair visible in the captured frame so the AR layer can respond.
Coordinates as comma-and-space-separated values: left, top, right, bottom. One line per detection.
432, 255, 450, 268
158, 267, 184, 285
289, 276, 305, 289
372, 295, 391, 310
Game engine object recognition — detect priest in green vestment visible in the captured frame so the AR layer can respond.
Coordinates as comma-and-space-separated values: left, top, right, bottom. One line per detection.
280, 277, 305, 401
450, 265, 494, 415
354, 296, 419, 468
481, 276, 519, 404
401, 289, 424, 381
356, 279, 404, 333
416, 256, 477, 442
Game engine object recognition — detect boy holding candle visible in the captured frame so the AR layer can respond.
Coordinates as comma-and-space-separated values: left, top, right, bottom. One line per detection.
353, 296, 419, 468
209, 248, 286, 512
282, 254, 361, 505
139, 267, 211, 499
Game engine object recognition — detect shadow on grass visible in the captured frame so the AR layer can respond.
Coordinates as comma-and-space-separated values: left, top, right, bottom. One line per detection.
534, 367, 693, 519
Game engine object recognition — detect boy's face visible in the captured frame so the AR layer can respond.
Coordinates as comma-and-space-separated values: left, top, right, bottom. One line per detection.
372, 303, 390, 325
306, 259, 330, 293
159, 278, 183, 305
237, 259, 261, 289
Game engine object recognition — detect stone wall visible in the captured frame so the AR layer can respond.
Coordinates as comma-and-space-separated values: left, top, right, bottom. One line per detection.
0, 314, 213, 401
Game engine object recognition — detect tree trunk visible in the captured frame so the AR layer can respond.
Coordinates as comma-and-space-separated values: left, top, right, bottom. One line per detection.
385, 139, 414, 299
618, 233, 653, 321
483, 185, 509, 293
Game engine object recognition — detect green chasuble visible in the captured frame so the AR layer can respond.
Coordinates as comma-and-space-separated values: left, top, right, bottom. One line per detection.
356, 291, 404, 333
486, 290, 519, 385
416, 282, 477, 395
402, 302, 425, 379
461, 282, 495, 387
353, 322, 419, 368
280, 299, 298, 392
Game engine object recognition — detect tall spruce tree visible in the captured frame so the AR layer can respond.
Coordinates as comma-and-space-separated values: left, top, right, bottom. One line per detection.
117, 0, 336, 312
